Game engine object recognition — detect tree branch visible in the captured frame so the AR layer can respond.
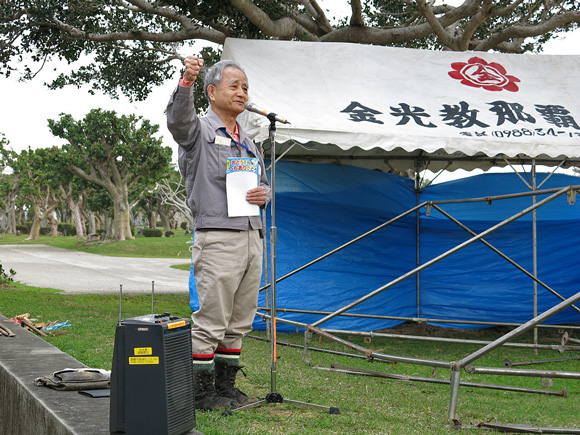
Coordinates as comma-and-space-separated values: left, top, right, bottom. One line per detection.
460, 0, 493, 51
350, 0, 364, 27
416, 0, 457, 49
282, 5, 323, 37
301, 0, 334, 34
44, 1, 226, 45
67, 165, 104, 188
491, 0, 528, 18
229, 0, 297, 39
474, 9, 580, 52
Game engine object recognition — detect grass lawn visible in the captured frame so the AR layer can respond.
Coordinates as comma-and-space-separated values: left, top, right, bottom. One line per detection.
1, 234, 580, 434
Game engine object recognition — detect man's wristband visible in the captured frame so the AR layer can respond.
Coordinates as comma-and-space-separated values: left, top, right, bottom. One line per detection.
179, 75, 195, 88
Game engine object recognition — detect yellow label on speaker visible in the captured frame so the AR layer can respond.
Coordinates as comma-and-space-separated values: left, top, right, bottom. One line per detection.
129, 356, 159, 365
167, 320, 187, 329
134, 347, 153, 356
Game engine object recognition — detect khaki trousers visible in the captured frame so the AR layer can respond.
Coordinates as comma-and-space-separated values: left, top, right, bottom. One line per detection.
191, 229, 262, 355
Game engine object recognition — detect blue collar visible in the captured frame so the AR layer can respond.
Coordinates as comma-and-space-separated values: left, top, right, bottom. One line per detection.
220, 128, 252, 154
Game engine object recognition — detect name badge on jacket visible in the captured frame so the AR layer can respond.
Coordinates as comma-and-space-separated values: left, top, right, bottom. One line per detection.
215, 136, 231, 146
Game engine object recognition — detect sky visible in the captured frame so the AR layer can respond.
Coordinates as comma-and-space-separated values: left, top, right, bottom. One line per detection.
1, 3, 580, 179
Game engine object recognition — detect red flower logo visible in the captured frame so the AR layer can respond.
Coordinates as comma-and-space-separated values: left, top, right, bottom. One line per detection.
448, 57, 520, 92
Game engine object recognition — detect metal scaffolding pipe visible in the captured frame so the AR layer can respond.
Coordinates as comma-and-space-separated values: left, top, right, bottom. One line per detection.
306, 325, 453, 369
448, 290, 580, 422
455, 290, 580, 369
322, 364, 567, 397
317, 328, 580, 352
448, 369, 462, 423
433, 185, 580, 205
246, 334, 394, 363
475, 422, 580, 434
465, 365, 580, 379
255, 312, 580, 352
258, 306, 580, 330
502, 356, 580, 367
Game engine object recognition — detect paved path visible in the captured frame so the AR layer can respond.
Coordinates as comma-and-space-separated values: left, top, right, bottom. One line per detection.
0, 244, 191, 294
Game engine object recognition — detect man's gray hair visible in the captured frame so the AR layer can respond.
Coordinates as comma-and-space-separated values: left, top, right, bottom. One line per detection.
203, 60, 248, 102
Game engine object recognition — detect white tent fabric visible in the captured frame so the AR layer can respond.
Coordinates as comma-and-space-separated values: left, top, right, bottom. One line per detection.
223, 38, 580, 173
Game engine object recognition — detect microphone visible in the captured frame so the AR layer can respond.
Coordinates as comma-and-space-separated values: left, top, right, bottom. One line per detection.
245, 102, 290, 124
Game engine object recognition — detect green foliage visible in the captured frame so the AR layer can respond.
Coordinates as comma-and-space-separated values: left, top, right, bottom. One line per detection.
57, 222, 77, 236
0, 133, 9, 170
192, 46, 222, 113
2, 1, 579, 100
87, 188, 113, 214
142, 228, 163, 238
0, 260, 15, 284
6, 147, 62, 239
49, 109, 172, 187
9, 147, 61, 201
47, 109, 172, 240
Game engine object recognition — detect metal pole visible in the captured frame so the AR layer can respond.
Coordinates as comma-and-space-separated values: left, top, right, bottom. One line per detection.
477, 422, 580, 434
415, 167, 421, 318
532, 161, 539, 352
455, 290, 580, 369
256, 311, 580, 351
268, 118, 278, 394
257, 307, 580, 330
324, 364, 567, 397
465, 365, 580, 379
314, 328, 580, 351
248, 334, 395, 362
447, 290, 580, 422
307, 325, 452, 369
433, 185, 577, 205
151, 281, 155, 314
448, 368, 462, 423
260, 190, 271, 338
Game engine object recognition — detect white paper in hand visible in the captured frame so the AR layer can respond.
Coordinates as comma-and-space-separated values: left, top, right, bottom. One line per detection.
226, 157, 260, 217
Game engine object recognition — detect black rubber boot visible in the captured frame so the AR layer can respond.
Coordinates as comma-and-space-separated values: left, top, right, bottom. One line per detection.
214, 362, 259, 407
193, 369, 238, 411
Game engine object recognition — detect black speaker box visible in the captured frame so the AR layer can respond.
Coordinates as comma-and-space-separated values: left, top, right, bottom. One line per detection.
109, 313, 196, 435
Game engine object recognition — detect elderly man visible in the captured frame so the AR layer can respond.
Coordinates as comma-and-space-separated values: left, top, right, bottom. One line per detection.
167, 56, 270, 411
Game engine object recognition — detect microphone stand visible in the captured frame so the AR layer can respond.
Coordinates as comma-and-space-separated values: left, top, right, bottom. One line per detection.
227, 115, 340, 415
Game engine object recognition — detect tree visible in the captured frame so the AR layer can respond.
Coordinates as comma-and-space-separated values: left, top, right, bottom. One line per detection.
50, 146, 93, 239
0, 134, 18, 234
0, 172, 18, 234
7, 147, 62, 240
48, 109, 172, 241
155, 168, 194, 233
86, 187, 114, 237
2, 1, 578, 101
137, 187, 176, 235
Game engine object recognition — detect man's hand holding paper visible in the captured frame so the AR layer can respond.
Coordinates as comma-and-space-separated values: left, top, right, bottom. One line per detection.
246, 186, 268, 206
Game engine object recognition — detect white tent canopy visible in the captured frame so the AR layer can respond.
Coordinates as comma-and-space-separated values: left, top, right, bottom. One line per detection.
223, 38, 580, 173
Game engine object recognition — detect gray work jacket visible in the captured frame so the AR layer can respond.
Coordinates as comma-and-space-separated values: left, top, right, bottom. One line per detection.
166, 84, 270, 231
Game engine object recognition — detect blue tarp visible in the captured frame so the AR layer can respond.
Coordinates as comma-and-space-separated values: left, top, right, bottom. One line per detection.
189, 161, 580, 332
